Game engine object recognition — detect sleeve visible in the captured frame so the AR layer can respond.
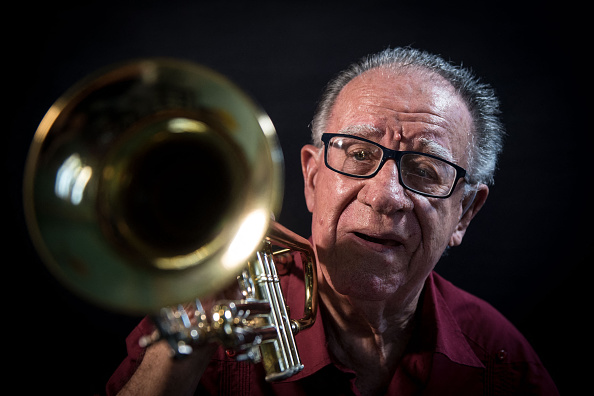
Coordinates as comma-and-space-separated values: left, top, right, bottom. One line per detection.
105, 316, 155, 396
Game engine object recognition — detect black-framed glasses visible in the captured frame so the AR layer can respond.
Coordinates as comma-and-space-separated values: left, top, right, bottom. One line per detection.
321, 133, 467, 198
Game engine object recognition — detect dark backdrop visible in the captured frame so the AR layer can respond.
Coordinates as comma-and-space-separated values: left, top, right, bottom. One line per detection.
6, 1, 587, 394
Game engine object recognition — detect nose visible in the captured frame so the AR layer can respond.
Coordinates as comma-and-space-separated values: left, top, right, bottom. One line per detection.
358, 159, 413, 215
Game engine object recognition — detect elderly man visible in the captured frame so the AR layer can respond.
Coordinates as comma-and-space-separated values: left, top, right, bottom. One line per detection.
107, 48, 558, 395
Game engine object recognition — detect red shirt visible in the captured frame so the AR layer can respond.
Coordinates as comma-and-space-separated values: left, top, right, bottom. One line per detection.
107, 260, 558, 395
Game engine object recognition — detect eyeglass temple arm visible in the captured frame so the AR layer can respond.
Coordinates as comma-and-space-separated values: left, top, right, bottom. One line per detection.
460, 188, 478, 219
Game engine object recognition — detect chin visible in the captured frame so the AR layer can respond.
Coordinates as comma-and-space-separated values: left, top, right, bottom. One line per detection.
332, 271, 405, 302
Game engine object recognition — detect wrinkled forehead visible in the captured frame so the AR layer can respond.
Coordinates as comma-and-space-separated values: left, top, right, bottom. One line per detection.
330, 67, 475, 163
338, 66, 471, 120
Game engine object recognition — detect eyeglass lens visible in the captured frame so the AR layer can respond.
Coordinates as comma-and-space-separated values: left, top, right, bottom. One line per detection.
325, 135, 458, 197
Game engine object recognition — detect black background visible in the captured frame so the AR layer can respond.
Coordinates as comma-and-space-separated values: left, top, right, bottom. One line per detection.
6, 1, 588, 394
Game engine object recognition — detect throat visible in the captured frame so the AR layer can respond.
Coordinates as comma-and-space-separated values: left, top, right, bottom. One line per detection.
326, 321, 414, 396
322, 301, 417, 368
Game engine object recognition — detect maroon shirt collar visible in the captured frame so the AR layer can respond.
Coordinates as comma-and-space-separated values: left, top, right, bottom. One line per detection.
279, 263, 484, 383
420, 272, 484, 368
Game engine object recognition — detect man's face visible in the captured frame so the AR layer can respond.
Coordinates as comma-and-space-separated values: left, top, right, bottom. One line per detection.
301, 67, 487, 303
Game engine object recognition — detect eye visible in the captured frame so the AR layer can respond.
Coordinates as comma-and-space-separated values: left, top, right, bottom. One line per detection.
414, 164, 439, 179
348, 148, 372, 161
345, 144, 381, 161
402, 155, 442, 183
326, 136, 383, 176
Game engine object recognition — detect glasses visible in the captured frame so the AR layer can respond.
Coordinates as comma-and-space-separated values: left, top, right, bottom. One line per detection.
321, 133, 468, 198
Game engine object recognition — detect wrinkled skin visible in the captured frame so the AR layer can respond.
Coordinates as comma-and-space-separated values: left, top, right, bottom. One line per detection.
302, 67, 487, 308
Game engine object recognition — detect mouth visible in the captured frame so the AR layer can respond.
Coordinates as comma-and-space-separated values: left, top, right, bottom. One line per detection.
353, 232, 403, 247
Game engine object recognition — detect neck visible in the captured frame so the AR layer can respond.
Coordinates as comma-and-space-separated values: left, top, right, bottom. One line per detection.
318, 278, 422, 395
319, 279, 420, 345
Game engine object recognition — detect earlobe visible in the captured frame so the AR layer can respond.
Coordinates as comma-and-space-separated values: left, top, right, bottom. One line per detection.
301, 144, 322, 213
449, 184, 489, 247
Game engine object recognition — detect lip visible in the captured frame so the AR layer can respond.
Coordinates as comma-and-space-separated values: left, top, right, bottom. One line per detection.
348, 231, 406, 252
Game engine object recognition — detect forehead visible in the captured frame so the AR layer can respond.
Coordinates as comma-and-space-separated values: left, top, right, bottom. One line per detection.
328, 67, 474, 160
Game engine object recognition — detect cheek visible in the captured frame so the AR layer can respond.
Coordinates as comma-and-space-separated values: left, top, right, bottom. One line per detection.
311, 173, 361, 247
414, 199, 459, 257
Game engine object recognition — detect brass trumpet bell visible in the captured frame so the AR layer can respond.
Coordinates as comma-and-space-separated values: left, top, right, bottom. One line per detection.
23, 59, 284, 314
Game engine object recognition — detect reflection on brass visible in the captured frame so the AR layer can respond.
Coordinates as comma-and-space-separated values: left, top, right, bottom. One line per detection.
24, 59, 317, 381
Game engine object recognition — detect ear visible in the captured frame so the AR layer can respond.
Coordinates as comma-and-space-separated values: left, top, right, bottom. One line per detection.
301, 144, 322, 213
449, 184, 489, 247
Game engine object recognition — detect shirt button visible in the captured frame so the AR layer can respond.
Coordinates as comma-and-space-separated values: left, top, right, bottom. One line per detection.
497, 349, 507, 361
226, 349, 236, 358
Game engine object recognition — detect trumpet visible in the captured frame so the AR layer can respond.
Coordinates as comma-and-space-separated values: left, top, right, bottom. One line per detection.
23, 59, 317, 381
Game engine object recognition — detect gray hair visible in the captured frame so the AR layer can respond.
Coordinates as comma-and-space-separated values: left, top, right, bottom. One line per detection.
311, 47, 505, 186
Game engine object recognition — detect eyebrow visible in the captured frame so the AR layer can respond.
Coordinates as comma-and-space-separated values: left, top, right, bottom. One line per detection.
416, 138, 453, 161
339, 125, 453, 160
338, 124, 384, 140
